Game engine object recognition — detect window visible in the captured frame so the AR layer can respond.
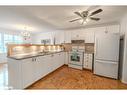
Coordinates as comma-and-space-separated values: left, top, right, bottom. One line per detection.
0, 33, 23, 53
4, 34, 13, 52
0, 33, 3, 53
13, 35, 23, 44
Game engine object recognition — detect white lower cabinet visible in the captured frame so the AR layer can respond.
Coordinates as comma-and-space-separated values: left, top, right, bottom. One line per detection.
41, 55, 52, 76
52, 53, 59, 71
58, 52, 65, 66
84, 53, 93, 70
34, 56, 46, 81
8, 52, 65, 89
8, 58, 22, 89
64, 52, 69, 65
51, 52, 64, 71
22, 58, 35, 88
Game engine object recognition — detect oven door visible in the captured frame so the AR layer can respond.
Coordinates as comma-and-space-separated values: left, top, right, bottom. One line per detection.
71, 54, 80, 62
69, 52, 83, 65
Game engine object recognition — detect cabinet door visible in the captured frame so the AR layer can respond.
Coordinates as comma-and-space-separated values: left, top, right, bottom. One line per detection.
50, 52, 64, 72
22, 58, 35, 88
37, 55, 52, 77
107, 25, 119, 34
8, 58, 23, 89
83, 28, 95, 43
55, 53, 63, 68
71, 30, 85, 40
59, 52, 65, 66
51, 53, 59, 70
34, 57, 45, 81
94, 27, 106, 36
87, 54, 93, 69
55, 31, 65, 44
43, 54, 53, 75
71, 31, 79, 40
64, 31, 71, 43
64, 52, 69, 65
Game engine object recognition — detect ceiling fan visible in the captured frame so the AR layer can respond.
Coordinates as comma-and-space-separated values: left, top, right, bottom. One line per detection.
69, 8, 103, 24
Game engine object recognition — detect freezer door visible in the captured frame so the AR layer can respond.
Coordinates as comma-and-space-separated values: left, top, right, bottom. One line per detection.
95, 33, 119, 61
94, 60, 118, 79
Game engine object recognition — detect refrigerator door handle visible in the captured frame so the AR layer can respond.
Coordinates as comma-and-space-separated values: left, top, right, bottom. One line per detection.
95, 60, 118, 65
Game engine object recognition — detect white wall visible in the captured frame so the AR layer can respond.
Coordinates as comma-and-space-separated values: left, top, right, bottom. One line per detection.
120, 14, 127, 84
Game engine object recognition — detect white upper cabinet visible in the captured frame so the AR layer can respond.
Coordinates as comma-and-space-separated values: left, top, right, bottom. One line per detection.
55, 31, 65, 44
83, 28, 95, 43
32, 32, 54, 45
71, 30, 85, 40
94, 25, 120, 36
107, 25, 120, 34
70, 25, 119, 44
94, 26, 106, 36
64, 31, 71, 43
32, 25, 119, 44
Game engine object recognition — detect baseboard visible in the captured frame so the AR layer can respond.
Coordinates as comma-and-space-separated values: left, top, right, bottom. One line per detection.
121, 79, 127, 84
83, 68, 92, 72
64, 64, 68, 66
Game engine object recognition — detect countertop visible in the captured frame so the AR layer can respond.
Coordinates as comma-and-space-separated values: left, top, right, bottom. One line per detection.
8, 51, 64, 60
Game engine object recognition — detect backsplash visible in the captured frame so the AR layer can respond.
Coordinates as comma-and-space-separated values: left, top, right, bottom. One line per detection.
7, 44, 63, 56
7, 43, 94, 56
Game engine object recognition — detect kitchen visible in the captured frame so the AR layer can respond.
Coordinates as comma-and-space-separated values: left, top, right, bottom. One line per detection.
0, 6, 127, 89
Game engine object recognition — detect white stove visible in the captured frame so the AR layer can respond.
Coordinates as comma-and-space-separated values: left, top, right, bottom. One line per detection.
68, 46, 85, 70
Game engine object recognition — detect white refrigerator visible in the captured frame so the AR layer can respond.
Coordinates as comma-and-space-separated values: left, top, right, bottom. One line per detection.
94, 33, 120, 79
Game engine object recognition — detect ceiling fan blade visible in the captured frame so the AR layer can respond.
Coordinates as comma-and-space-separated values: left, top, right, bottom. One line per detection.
90, 17, 100, 21
74, 12, 83, 18
90, 9, 103, 16
69, 18, 82, 22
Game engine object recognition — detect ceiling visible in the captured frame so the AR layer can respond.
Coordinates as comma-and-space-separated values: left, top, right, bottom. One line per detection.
0, 6, 127, 33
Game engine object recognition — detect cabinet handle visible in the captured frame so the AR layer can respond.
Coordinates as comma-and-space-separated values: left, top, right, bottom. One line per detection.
35, 58, 36, 61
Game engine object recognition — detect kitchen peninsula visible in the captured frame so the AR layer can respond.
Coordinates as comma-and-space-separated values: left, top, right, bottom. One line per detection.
7, 44, 65, 89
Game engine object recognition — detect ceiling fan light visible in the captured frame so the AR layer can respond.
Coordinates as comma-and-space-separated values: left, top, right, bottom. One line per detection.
86, 18, 90, 22
82, 21, 87, 25
84, 21, 87, 24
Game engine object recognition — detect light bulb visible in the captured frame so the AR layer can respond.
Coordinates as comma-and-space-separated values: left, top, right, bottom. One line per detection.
86, 18, 90, 22
84, 21, 87, 24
